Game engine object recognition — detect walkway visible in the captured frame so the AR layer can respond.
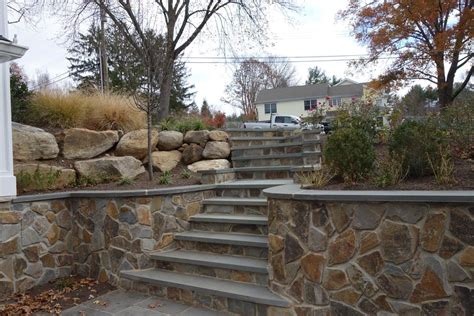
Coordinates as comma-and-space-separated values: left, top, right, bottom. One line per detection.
61, 290, 229, 316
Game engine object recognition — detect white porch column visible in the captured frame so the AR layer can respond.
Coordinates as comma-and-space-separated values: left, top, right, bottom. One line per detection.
0, 0, 16, 200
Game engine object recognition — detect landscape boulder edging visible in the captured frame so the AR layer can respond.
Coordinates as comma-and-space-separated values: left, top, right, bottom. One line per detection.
12, 123, 59, 161
63, 128, 119, 159
74, 156, 146, 181
115, 129, 159, 160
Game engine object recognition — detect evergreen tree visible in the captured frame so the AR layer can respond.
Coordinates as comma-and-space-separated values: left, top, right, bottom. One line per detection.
306, 66, 342, 86
67, 24, 195, 113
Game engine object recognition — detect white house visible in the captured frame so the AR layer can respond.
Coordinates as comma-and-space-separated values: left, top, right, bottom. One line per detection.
255, 79, 388, 121
0, 0, 28, 200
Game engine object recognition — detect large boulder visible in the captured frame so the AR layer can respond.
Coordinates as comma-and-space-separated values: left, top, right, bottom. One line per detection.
182, 144, 204, 165
157, 131, 183, 151
209, 130, 229, 141
203, 141, 231, 159
184, 130, 209, 145
187, 159, 230, 173
14, 163, 76, 192
63, 128, 119, 159
151, 150, 182, 172
74, 156, 145, 181
115, 129, 159, 160
12, 123, 59, 161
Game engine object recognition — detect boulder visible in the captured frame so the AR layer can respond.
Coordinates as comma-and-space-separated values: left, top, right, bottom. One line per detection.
115, 129, 159, 160
12, 123, 59, 161
63, 128, 119, 159
157, 131, 183, 151
182, 144, 204, 165
14, 163, 76, 192
187, 159, 230, 173
151, 151, 182, 172
74, 156, 145, 181
202, 141, 230, 159
184, 130, 209, 145
209, 130, 229, 141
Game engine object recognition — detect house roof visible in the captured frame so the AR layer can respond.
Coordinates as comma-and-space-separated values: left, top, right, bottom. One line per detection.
256, 81, 365, 104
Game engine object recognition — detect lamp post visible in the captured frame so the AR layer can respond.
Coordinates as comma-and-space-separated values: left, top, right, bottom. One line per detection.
0, 0, 28, 201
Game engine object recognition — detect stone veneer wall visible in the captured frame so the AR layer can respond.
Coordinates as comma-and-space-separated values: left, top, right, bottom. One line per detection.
0, 186, 215, 296
265, 187, 474, 315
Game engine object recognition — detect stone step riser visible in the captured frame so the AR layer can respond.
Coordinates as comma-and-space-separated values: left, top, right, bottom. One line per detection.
154, 262, 268, 286
235, 170, 293, 181
227, 130, 295, 138
233, 157, 304, 168
177, 240, 268, 259
230, 139, 288, 147
231, 146, 302, 158
215, 188, 267, 198
190, 222, 268, 235
121, 280, 276, 316
202, 203, 268, 215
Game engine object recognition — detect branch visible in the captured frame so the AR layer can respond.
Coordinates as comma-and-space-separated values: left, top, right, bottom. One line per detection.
452, 65, 473, 100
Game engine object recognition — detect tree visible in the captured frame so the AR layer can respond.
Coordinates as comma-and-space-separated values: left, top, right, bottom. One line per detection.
10, 63, 32, 122
88, 0, 297, 121
399, 85, 438, 116
223, 58, 296, 119
340, 0, 473, 107
200, 99, 212, 118
67, 24, 195, 113
306, 66, 342, 85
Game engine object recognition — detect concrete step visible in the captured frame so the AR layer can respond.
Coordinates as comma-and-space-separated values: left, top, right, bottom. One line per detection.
121, 269, 289, 307
203, 197, 267, 206
190, 214, 267, 225
175, 231, 268, 248
150, 250, 268, 274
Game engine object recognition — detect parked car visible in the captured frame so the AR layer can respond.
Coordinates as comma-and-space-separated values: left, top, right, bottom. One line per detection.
243, 114, 323, 131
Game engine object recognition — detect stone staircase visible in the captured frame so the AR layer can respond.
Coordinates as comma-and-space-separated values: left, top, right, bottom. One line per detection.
121, 179, 292, 315
120, 128, 321, 315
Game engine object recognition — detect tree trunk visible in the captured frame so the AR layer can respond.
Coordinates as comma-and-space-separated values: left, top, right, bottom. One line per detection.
99, 6, 109, 93
147, 110, 153, 181
158, 58, 173, 121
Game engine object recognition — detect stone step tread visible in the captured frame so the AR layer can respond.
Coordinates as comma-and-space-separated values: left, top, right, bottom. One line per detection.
216, 179, 293, 189
175, 231, 268, 248
150, 250, 268, 273
121, 269, 289, 307
190, 214, 268, 225
231, 139, 320, 151
232, 153, 303, 161
202, 197, 267, 206
230, 136, 286, 141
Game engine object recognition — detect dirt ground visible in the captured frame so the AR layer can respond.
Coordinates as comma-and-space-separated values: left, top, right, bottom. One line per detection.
0, 277, 116, 315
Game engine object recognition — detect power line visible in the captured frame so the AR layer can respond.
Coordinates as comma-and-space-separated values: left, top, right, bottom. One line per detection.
183, 54, 378, 59
31, 72, 72, 91
184, 56, 399, 64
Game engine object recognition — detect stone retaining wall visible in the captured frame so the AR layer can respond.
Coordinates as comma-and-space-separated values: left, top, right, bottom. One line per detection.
265, 186, 474, 315
0, 186, 215, 296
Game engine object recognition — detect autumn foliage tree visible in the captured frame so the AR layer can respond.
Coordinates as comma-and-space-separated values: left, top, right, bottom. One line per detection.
340, 0, 473, 107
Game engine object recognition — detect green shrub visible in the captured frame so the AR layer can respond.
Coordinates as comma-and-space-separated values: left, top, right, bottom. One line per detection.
372, 154, 408, 188
440, 100, 474, 158
180, 169, 191, 179
389, 120, 446, 177
117, 177, 134, 185
324, 127, 376, 183
160, 116, 209, 133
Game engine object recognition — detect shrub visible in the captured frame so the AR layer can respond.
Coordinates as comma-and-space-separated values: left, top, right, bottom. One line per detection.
428, 143, 455, 185
372, 154, 408, 188
389, 120, 446, 177
297, 167, 335, 188
180, 169, 191, 179
205, 112, 226, 129
117, 177, 134, 186
440, 100, 474, 158
160, 115, 209, 133
324, 127, 376, 183
27, 91, 146, 131
10, 64, 32, 123
332, 111, 377, 139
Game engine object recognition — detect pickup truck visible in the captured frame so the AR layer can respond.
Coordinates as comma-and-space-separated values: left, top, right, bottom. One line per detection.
243, 114, 310, 129
243, 114, 324, 131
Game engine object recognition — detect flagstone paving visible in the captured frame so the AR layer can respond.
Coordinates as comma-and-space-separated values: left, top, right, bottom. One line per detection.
61, 290, 230, 316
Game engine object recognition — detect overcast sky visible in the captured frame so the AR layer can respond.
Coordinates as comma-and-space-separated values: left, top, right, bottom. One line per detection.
9, 1, 399, 114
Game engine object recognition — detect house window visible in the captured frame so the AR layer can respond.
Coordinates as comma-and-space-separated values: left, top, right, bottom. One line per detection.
331, 97, 342, 106
304, 99, 317, 111
265, 103, 277, 114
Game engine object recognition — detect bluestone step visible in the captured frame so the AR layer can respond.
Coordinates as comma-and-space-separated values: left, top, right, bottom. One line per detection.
202, 197, 267, 206
150, 250, 268, 273
175, 231, 268, 248
216, 179, 293, 189
230, 136, 286, 141
121, 269, 289, 307
190, 214, 267, 225
232, 153, 302, 161
231, 142, 303, 151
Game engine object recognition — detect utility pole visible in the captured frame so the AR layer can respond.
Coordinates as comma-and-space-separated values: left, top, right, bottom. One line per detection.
98, 5, 108, 93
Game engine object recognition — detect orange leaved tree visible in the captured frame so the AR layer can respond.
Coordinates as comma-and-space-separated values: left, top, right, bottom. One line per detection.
340, 0, 473, 107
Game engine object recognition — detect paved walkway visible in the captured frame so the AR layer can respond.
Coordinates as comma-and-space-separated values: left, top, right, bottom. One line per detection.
61, 290, 230, 316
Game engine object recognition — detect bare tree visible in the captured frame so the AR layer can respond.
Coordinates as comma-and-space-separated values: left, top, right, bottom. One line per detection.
223, 58, 297, 119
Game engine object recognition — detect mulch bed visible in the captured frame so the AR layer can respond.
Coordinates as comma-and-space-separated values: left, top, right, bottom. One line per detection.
0, 277, 116, 315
